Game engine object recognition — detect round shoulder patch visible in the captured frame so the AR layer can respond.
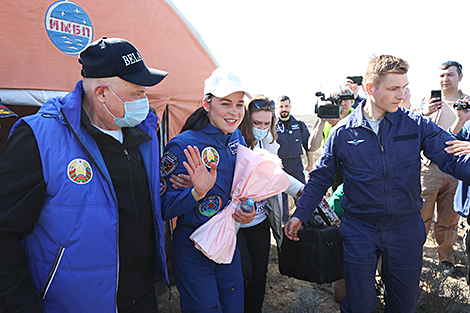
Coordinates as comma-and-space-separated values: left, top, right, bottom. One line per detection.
45, 1, 94, 55
161, 151, 178, 177
199, 195, 222, 217
160, 178, 168, 196
67, 158, 92, 184
201, 147, 219, 168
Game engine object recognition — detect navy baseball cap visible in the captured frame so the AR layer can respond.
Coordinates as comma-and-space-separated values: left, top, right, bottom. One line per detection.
79, 37, 168, 87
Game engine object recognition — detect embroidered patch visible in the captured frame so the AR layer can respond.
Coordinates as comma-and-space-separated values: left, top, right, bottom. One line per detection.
161, 151, 178, 177
276, 123, 285, 133
160, 178, 168, 196
291, 124, 300, 130
228, 139, 239, 155
45, 1, 94, 55
347, 139, 365, 146
199, 195, 222, 217
67, 158, 92, 184
201, 147, 219, 168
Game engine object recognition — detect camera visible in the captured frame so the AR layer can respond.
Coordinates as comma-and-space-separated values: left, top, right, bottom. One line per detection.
314, 92, 355, 119
347, 76, 363, 86
453, 100, 470, 110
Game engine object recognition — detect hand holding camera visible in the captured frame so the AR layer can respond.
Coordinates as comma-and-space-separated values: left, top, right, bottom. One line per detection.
314, 91, 354, 119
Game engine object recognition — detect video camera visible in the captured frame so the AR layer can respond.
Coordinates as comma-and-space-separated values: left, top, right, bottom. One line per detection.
453, 100, 470, 110
314, 92, 355, 119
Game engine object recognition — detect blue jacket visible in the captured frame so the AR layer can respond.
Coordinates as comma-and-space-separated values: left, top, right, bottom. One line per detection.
161, 123, 245, 228
294, 105, 470, 224
449, 120, 470, 218
14, 81, 168, 312
275, 115, 310, 159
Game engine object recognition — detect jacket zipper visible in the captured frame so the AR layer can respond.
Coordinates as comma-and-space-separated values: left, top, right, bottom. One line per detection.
124, 148, 138, 303
40, 246, 65, 300
61, 109, 120, 312
361, 122, 391, 216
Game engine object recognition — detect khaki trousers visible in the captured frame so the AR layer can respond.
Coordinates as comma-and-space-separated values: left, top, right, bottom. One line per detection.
420, 162, 460, 262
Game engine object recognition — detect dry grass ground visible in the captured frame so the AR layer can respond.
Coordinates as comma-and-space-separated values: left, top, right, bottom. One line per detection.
157, 114, 470, 312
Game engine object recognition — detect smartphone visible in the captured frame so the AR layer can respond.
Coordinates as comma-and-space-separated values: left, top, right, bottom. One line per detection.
347, 76, 363, 86
431, 90, 441, 101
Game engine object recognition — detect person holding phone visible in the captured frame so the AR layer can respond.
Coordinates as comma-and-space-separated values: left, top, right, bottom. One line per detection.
418, 61, 469, 274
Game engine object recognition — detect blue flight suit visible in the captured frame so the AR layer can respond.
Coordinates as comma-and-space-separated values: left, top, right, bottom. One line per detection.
294, 105, 470, 313
161, 123, 245, 312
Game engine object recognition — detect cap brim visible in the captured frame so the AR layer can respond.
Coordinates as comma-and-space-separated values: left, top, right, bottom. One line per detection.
211, 86, 252, 100
119, 67, 169, 87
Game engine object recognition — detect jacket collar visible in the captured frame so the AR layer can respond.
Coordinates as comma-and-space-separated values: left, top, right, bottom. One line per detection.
344, 101, 402, 129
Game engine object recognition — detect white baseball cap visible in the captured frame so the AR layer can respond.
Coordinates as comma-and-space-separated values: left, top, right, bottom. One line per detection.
204, 68, 252, 99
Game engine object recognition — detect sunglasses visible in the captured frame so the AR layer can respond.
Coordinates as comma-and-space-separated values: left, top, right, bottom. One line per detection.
440, 61, 462, 72
250, 99, 275, 110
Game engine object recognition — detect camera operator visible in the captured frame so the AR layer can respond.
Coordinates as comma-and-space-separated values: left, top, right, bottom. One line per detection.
418, 61, 469, 275
309, 89, 354, 192
343, 76, 366, 109
309, 89, 355, 154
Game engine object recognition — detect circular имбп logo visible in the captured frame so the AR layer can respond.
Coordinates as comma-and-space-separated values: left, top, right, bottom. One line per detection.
45, 1, 94, 55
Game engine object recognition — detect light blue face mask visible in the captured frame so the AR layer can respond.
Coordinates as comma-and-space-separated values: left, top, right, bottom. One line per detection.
104, 86, 149, 128
253, 127, 269, 141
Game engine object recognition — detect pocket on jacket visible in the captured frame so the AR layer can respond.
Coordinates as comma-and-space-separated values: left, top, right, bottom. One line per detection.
41, 246, 66, 300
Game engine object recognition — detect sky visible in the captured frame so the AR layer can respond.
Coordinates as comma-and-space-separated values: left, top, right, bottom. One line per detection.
170, 0, 470, 115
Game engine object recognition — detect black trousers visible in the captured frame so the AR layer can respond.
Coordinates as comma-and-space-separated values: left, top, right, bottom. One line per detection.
120, 285, 158, 313
237, 218, 271, 313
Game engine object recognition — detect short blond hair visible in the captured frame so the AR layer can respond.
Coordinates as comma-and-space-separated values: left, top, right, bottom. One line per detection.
364, 55, 409, 87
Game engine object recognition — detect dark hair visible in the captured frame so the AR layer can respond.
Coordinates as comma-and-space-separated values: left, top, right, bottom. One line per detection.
180, 94, 212, 133
439, 61, 463, 76
277, 95, 290, 103
239, 94, 277, 149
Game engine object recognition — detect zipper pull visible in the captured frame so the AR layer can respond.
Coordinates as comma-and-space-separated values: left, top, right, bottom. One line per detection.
124, 148, 130, 160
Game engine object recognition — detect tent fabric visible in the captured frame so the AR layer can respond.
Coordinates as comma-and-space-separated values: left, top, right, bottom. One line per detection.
0, 0, 218, 140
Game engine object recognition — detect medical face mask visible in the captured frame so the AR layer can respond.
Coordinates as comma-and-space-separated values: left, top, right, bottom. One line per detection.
104, 86, 149, 128
253, 127, 269, 141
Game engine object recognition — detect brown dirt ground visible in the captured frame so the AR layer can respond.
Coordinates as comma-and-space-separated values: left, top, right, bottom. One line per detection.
157, 115, 470, 312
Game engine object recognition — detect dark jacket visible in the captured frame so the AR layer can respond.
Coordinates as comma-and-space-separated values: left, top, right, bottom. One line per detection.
275, 115, 310, 159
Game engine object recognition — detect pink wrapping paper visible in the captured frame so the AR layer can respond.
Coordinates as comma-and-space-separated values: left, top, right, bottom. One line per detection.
190, 145, 290, 264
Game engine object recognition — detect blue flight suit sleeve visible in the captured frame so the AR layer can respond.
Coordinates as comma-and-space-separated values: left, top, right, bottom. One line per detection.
421, 117, 470, 185
293, 129, 339, 224
160, 138, 201, 221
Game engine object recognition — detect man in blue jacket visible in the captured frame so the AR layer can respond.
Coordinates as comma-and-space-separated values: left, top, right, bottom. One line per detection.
0, 37, 169, 313
276, 95, 313, 222
285, 55, 470, 313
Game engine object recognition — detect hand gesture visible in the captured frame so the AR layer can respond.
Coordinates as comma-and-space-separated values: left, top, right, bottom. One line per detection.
182, 145, 217, 201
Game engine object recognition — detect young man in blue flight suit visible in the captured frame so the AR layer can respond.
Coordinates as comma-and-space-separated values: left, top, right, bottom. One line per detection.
285, 55, 470, 313
276, 95, 313, 222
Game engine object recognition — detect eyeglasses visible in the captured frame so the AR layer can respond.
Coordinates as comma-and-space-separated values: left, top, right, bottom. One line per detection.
440, 61, 462, 72
250, 99, 275, 110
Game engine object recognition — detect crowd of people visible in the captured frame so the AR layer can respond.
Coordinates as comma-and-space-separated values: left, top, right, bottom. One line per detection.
0, 36, 469, 313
